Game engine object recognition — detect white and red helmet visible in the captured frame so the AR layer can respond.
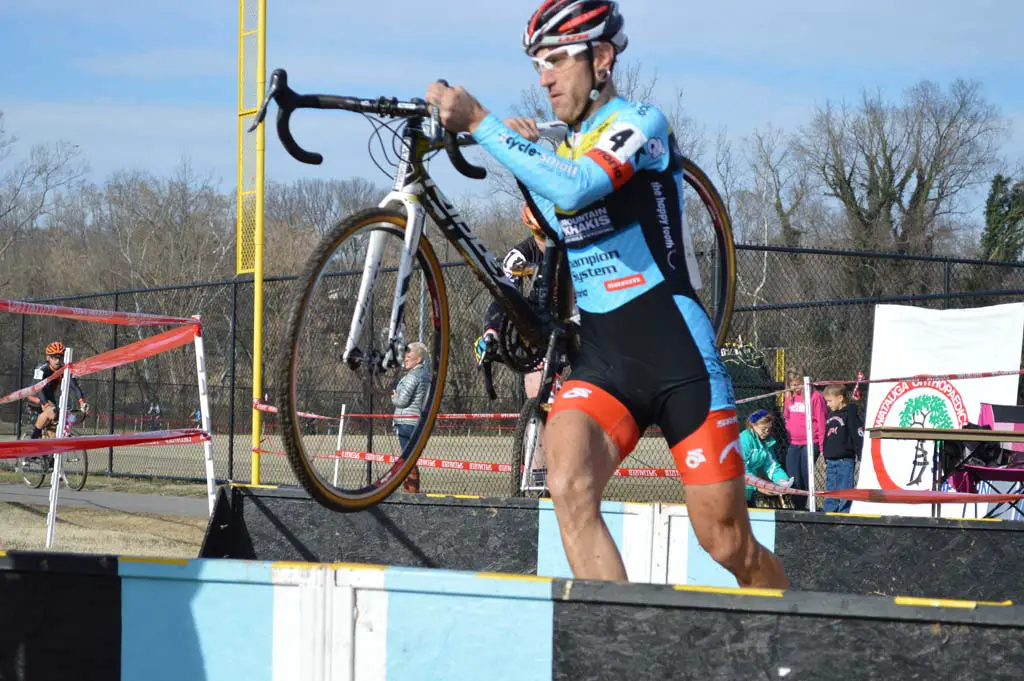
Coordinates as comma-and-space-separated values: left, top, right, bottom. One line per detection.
522, 0, 628, 57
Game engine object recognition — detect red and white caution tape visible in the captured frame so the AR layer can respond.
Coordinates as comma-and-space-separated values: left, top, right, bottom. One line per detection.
745, 474, 1024, 504
74, 324, 199, 378
0, 324, 199, 406
253, 399, 517, 421
814, 367, 1024, 388
739, 367, 1024, 406
0, 429, 209, 460
0, 298, 192, 326
254, 444, 1024, 503
0, 368, 66, 406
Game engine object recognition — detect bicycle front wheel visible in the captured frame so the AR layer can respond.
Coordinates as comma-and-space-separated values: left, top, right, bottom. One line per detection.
682, 156, 737, 347
19, 457, 46, 488
277, 208, 450, 512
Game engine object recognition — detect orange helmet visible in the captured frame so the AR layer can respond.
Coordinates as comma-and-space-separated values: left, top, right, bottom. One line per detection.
46, 341, 65, 357
521, 203, 545, 239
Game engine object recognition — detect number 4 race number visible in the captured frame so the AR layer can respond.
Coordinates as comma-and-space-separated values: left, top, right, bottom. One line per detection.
595, 122, 646, 163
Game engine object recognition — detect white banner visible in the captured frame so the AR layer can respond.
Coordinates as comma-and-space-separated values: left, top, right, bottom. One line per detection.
852, 302, 1024, 518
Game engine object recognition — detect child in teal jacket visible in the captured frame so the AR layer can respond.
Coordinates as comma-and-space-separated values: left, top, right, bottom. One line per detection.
740, 409, 793, 505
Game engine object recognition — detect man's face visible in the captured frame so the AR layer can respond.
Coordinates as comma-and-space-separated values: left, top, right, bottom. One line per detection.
47, 355, 62, 369
534, 43, 596, 123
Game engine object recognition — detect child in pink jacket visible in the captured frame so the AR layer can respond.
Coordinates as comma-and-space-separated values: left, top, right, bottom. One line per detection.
782, 368, 826, 511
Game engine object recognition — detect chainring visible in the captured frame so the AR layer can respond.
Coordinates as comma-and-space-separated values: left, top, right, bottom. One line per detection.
498, 315, 546, 374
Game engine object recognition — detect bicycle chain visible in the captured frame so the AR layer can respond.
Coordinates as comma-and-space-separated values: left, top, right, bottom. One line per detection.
498, 315, 546, 374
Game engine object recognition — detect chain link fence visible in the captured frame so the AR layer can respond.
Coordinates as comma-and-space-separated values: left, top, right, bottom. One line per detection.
3, 244, 1024, 504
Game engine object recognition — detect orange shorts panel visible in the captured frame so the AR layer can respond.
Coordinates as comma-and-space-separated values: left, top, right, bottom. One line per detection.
669, 408, 744, 486
548, 380, 641, 458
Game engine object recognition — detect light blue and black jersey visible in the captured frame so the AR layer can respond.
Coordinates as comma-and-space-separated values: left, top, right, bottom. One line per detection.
473, 97, 735, 442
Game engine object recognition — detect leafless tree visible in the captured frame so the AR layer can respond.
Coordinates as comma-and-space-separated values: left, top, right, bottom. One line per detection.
797, 79, 1007, 254
0, 111, 87, 279
749, 125, 812, 247
264, 177, 383, 236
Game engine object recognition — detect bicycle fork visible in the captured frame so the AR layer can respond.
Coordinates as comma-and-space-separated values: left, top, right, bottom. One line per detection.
520, 325, 566, 493
342, 188, 427, 373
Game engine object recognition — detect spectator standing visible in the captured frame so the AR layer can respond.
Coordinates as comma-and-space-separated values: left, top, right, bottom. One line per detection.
782, 367, 826, 510
822, 384, 863, 513
392, 342, 429, 493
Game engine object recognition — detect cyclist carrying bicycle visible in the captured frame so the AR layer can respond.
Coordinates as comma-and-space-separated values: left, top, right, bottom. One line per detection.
427, 0, 788, 587
27, 341, 90, 441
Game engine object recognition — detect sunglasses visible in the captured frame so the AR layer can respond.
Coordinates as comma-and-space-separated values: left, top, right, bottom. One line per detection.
531, 43, 589, 74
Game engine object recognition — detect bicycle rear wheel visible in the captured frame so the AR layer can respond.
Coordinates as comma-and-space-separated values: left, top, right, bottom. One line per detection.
510, 396, 546, 498
681, 156, 737, 347
277, 208, 449, 512
61, 447, 88, 491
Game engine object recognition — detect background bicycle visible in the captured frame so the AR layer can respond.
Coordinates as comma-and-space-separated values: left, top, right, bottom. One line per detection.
18, 407, 88, 491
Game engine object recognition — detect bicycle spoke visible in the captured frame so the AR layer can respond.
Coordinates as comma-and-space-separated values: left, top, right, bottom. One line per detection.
278, 210, 449, 510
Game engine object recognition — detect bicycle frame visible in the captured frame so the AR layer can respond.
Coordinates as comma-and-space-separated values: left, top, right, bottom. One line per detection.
341, 116, 563, 373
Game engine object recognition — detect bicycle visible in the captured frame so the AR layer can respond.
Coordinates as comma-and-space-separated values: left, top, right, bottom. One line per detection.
476, 262, 565, 498
18, 408, 89, 491
254, 69, 736, 511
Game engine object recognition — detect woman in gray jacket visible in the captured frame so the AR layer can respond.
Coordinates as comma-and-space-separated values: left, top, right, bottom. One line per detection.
392, 341, 429, 492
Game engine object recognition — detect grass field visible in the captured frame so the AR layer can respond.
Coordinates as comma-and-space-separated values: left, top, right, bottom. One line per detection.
0, 502, 206, 556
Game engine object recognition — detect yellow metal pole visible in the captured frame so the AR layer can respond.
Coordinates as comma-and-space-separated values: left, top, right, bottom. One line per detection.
251, 0, 267, 485
235, 0, 245, 275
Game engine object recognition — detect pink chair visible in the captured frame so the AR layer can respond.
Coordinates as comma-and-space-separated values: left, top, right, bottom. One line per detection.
977, 403, 1024, 453
964, 403, 1024, 518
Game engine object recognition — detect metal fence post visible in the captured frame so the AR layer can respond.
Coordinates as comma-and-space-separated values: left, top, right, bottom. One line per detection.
943, 259, 951, 309
15, 315, 25, 440
108, 293, 118, 474
228, 281, 238, 480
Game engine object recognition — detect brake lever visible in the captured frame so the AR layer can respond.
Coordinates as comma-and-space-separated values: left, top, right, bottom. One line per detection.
432, 78, 487, 180
410, 98, 441, 143
482, 358, 498, 401
248, 69, 284, 133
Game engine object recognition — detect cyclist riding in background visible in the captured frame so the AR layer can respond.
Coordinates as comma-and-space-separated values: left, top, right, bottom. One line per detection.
427, 0, 788, 586
27, 341, 89, 441
475, 202, 550, 490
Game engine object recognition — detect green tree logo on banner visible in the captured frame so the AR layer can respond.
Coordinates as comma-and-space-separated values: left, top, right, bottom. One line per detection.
898, 394, 953, 485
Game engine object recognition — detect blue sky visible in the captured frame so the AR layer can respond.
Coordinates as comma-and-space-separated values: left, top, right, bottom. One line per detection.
2, 0, 1023, 224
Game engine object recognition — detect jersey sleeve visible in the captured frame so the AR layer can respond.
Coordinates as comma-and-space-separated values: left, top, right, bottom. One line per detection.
71, 376, 86, 401
472, 106, 671, 212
